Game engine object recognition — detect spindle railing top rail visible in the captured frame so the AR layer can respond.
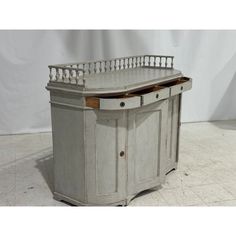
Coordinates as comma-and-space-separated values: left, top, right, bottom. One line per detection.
48, 55, 174, 86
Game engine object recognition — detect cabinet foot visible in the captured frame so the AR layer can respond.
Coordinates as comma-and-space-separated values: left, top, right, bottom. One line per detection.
166, 163, 178, 175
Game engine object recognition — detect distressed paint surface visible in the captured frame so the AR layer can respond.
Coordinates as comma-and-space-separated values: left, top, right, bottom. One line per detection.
48, 72, 192, 205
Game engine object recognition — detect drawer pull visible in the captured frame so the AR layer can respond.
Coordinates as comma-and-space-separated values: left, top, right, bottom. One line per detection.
120, 102, 125, 107
120, 151, 125, 157
156, 94, 159, 99
180, 86, 183, 90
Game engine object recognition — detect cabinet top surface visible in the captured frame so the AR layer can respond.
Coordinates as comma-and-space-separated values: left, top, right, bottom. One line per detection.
47, 67, 182, 94
83, 67, 182, 90
47, 55, 183, 94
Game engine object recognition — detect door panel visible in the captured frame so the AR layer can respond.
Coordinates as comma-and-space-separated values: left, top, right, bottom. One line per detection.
85, 110, 126, 205
95, 119, 118, 195
134, 110, 160, 182
127, 100, 168, 195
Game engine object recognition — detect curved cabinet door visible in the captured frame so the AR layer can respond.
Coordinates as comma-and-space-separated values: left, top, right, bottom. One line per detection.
84, 109, 127, 205
127, 99, 168, 196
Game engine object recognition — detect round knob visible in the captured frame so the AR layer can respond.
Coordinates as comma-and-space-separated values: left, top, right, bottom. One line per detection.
156, 94, 159, 99
120, 151, 125, 157
120, 102, 125, 107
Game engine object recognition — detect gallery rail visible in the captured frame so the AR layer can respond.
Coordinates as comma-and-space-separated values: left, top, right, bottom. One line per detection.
48, 55, 174, 86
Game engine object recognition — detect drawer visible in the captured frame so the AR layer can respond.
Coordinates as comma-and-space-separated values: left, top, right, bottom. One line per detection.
85, 77, 192, 110
86, 94, 141, 110
163, 77, 192, 96
132, 86, 169, 106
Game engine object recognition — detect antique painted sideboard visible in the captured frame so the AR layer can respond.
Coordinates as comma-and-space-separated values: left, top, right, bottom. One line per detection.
46, 55, 192, 206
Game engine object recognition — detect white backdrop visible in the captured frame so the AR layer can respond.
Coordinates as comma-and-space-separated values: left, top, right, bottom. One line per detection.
1, 30, 236, 135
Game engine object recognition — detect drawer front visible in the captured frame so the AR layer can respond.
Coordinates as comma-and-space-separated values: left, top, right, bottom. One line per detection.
170, 78, 192, 96
141, 87, 169, 106
99, 96, 141, 110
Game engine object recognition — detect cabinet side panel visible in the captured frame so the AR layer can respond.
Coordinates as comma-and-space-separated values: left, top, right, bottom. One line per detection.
171, 95, 180, 162
51, 104, 85, 202
166, 98, 173, 170
166, 95, 180, 173
51, 92, 84, 106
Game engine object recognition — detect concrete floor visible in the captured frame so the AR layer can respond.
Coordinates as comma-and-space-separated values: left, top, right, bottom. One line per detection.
0, 120, 236, 206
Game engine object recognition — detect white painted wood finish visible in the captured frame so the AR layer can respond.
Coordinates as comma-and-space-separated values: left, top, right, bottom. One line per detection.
47, 66, 192, 206
99, 96, 140, 110
127, 100, 168, 195
166, 95, 181, 173
170, 79, 192, 96
51, 103, 86, 203
84, 110, 127, 205
83, 68, 182, 90
141, 87, 169, 106
46, 68, 183, 95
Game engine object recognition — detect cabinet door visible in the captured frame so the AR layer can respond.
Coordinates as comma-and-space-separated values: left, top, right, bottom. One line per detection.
84, 110, 127, 205
127, 99, 168, 195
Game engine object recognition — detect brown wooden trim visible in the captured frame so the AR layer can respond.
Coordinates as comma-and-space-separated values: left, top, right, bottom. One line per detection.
131, 85, 165, 95
159, 77, 190, 87
86, 97, 100, 109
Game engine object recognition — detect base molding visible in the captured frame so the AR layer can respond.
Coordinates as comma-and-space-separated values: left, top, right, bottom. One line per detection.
54, 183, 163, 206
54, 192, 128, 206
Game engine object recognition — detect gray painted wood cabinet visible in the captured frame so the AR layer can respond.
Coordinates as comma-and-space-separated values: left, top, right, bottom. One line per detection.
46, 55, 192, 206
